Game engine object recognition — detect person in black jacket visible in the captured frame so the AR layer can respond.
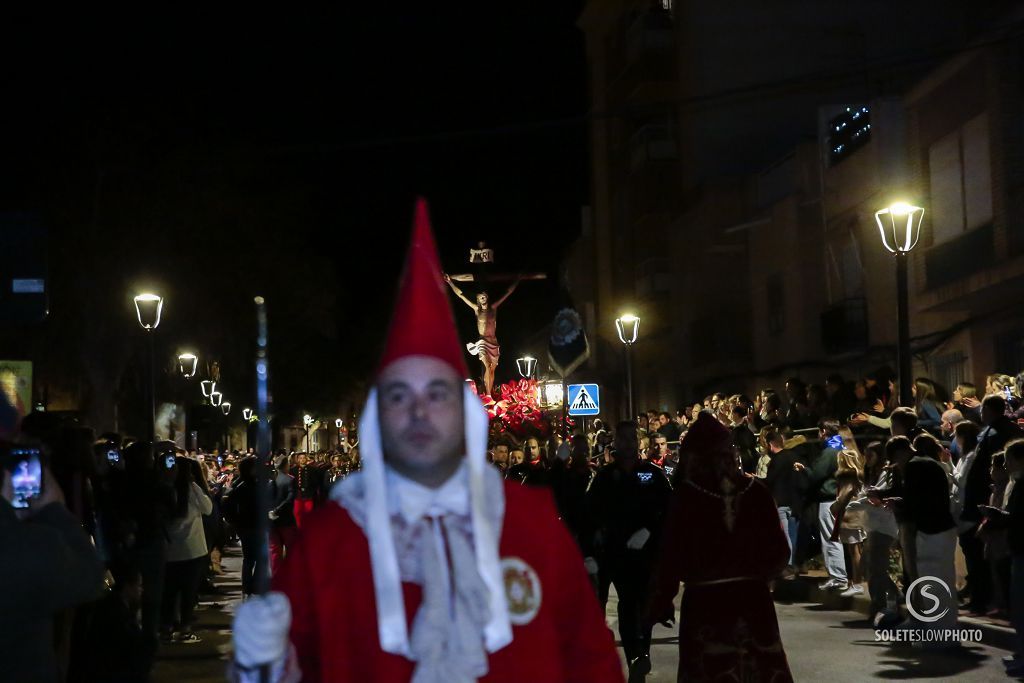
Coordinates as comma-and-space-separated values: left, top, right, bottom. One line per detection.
506, 436, 550, 486
794, 420, 846, 590
269, 455, 298, 576
1, 447, 106, 683
82, 560, 149, 683
551, 434, 593, 551
730, 405, 758, 474
584, 421, 672, 679
763, 430, 806, 576
117, 441, 177, 663
980, 439, 1024, 674
875, 436, 959, 642
222, 457, 265, 598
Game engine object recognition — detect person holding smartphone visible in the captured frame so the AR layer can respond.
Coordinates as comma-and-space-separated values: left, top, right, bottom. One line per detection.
977, 438, 1024, 675
0, 441, 106, 682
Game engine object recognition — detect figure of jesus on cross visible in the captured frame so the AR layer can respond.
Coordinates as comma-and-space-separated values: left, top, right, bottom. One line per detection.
444, 243, 545, 397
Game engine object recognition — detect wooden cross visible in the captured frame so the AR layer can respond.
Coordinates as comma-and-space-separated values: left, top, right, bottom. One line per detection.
444, 243, 546, 396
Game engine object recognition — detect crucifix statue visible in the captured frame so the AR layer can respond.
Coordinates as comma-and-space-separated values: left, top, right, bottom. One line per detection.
444, 242, 546, 397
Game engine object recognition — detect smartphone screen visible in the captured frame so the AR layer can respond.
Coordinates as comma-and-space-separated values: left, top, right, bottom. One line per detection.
164, 454, 176, 469
107, 449, 120, 464
10, 448, 43, 509
825, 434, 845, 450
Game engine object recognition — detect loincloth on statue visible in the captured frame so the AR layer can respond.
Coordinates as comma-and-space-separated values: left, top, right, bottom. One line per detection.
466, 337, 500, 365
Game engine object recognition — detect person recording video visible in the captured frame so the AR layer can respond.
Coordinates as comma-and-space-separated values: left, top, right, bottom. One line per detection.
0, 440, 105, 682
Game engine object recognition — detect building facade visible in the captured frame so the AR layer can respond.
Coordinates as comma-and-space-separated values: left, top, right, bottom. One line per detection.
573, 0, 1023, 415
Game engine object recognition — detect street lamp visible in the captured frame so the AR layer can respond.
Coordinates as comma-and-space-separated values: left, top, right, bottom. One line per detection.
874, 202, 925, 406
201, 380, 216, 398
615, 314, 640, 421
178, 353, 198, 379
242, 407, 253, 421
210, 391, 223, 407
303, 414, 314, 452
335, 418, 344, 449
516, 355, 537, 379
220, 401, 232, 452
134, 293, 163, 330
133, 292, 163, 441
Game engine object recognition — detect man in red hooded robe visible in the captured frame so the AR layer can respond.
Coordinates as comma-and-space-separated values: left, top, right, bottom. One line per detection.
649, 412, 793, 682
230, 199, 623, 683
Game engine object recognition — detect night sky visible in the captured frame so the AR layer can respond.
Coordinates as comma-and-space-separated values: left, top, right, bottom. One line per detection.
0, 5, 588, 424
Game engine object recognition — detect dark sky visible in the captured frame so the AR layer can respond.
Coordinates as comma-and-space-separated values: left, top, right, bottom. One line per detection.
0, 5, 589, 421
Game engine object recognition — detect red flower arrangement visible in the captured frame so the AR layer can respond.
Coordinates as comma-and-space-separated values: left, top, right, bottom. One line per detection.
480, 378, 551, 439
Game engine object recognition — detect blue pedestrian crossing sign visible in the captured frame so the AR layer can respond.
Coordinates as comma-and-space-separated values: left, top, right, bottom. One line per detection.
567, 383, 600, 416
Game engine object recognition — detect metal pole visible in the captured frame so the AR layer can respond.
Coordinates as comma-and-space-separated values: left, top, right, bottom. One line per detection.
896, 253, 913, 406
562, 378, 568, 439
147, 332, 156, 442
253, 298, 273, 587
625, 343, 634, 423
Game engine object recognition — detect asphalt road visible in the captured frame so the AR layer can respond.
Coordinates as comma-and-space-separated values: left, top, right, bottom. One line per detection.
627, 601, 1012, 682
156, 551, 1014, 682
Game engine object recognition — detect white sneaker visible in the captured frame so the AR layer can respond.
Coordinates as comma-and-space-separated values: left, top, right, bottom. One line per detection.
818, 579, 848, 591
839, 584, 865, 598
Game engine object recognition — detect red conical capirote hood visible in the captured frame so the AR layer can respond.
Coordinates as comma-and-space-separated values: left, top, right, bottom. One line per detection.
377, 198, 469, 378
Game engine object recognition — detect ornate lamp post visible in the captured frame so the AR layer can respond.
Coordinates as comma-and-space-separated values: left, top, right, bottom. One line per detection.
210, 391, 223, 407
133, 293, 163, 441
178, 353, 198, 379
516, 355, 537, 379
615, 313, 640, 421
874, 202, 925, 406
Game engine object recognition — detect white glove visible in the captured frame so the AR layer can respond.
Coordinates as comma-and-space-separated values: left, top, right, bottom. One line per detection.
233, 592, 292, 668
626, 528, 651, 550
583, 556, 599, 575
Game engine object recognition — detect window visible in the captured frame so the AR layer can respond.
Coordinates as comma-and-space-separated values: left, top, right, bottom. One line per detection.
827, 106, 871, 166
929, 113, 992, 245
931, 351, 968, 397
766, 273, 785, 336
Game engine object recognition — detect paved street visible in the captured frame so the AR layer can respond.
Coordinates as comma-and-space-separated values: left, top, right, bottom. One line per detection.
629, 602, 1011, 682
151, 551, 240, 683
155, 551, 1013, 682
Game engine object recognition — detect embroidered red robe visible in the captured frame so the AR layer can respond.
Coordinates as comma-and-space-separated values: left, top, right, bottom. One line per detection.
274, 481, 624, 683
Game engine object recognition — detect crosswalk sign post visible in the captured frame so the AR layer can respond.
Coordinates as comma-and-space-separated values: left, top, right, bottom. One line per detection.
567, 383, 600, 416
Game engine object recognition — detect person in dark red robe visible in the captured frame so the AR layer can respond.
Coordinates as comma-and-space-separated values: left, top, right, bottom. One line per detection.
649, 412, 793, 683
230, 199, 623, 683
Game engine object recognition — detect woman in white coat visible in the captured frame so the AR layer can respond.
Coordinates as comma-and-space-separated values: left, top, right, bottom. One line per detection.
161, 456, 213, 643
